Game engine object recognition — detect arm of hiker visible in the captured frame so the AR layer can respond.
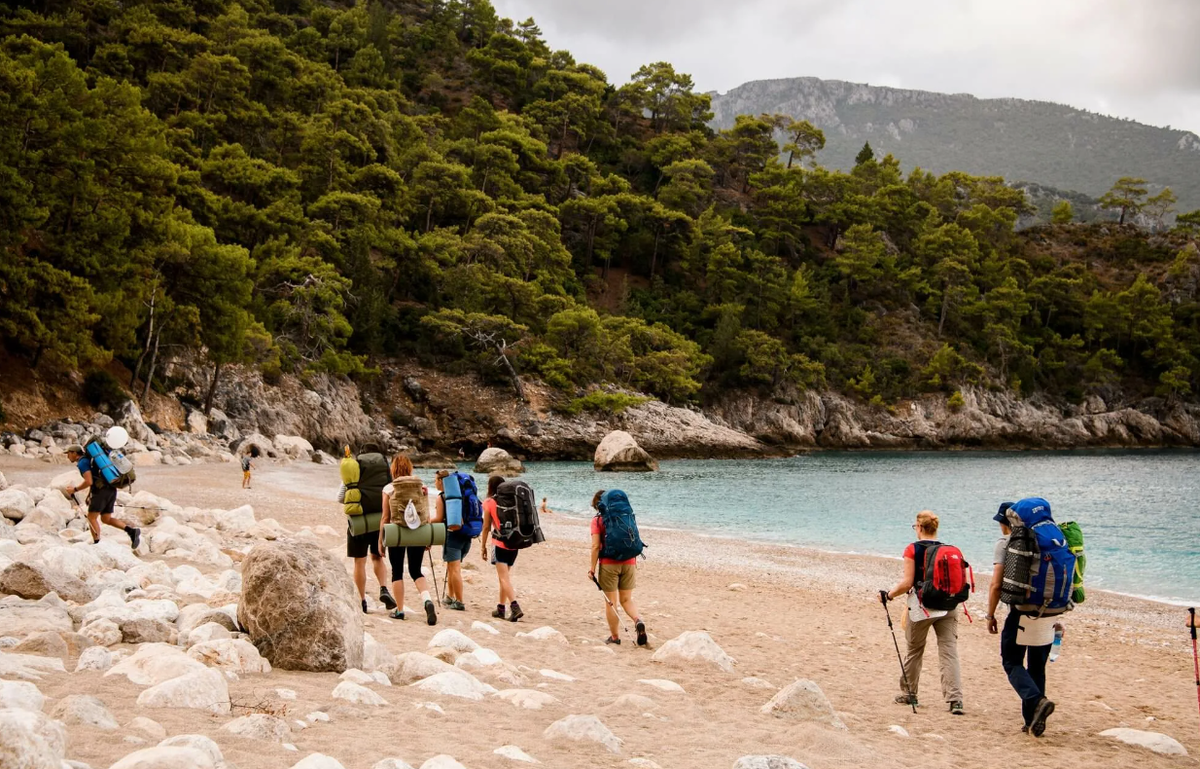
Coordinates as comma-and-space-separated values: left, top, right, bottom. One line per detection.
378, 494, 391, 552
987, 562, 1003, 634
589, 531, 602, 579
432, 495, 445, 524
69, 467, 92, 495
885, 556, 916, 601
480, 509, 492, 561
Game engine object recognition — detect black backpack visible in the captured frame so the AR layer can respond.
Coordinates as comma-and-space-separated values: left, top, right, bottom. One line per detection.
492, 480, 545, 550
355, 453, 389, 516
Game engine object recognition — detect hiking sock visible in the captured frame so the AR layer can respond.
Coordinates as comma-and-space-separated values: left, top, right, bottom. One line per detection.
420, 591, 431, 604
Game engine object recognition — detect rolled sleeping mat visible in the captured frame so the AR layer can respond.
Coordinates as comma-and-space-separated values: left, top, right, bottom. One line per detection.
443, 474, 464, 528
347, 512, 383, 537
383, 522, 447, 548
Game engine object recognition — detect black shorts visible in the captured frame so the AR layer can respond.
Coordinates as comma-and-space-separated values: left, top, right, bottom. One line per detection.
347, 529, 381, 559
88, 486, 118, 515
493, 546, 518, 567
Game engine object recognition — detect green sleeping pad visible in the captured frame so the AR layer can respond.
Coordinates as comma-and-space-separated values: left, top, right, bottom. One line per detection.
347, 512, 383, 537
382, 522, 446, 548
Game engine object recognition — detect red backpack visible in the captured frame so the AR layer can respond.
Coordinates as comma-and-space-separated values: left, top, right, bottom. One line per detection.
917, 542, 974, 614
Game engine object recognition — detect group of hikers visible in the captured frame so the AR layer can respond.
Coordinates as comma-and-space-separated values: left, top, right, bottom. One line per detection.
338, 446, 649, 647
881, 499, 1086, 737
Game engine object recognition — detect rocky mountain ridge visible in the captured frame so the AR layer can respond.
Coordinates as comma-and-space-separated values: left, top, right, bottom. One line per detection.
709, 77, 1200, 212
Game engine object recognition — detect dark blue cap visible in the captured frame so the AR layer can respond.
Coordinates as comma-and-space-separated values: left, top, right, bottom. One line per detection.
993, 502, 1014, 524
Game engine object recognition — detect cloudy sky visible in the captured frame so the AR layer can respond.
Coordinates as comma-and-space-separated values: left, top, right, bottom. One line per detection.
491, 0, 1200, 135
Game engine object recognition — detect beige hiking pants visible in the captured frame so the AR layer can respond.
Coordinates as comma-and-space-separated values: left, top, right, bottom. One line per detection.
900, 610, 963, 703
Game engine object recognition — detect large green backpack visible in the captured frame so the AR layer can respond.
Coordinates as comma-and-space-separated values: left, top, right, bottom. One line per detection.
1059, 520, 1086, 604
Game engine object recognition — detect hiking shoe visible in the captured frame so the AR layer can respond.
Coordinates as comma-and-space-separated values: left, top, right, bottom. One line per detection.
508, 601, 524, 622
128, 528, 141, 551
605, 636, 621, 645
1030, 698, 1055, 737
894, 693, 919, 706
450, 599, 465, 611
379, 588, 397, 611
389, 609, 405, 620
424, 599, 438, 626
362, 599, 369, 614
443, 597, 457, 607
949, 701, 964, 716
492, 605, 506, 619
635, 620, 648, 647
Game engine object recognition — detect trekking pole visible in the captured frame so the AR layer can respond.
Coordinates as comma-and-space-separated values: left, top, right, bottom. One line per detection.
591, 573, 630, 636
427, 548, 440, 605
880, 590, 917, 714
1190, 607, 1199, 734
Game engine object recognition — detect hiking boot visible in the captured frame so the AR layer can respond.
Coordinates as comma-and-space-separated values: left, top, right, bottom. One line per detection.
450, 599, 465, 611
605, 636, 621, 645
128, 527, 141, 551
361, 599, 369, 614
508, 601, 524, 622
424, 599, 438, 626
379, 587, 397, 611
443, 597, 457, 608
635, 620, 648, 647
389, 609, 405, 620
949, 701, 964, 715
1029, 698, 1055, 737
492, 605, 506, 619
894, 693, 919, 706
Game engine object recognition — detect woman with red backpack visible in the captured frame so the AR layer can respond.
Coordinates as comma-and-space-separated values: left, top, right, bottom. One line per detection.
882, 510, 967, 715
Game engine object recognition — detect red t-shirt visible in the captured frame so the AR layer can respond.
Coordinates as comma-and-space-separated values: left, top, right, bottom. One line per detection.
903, 541, 938, 585
592, 515, 636, 566
485, 498, 512, 550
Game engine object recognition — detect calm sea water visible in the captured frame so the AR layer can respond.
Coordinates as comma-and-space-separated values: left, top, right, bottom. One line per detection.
456, 451, 1200, 605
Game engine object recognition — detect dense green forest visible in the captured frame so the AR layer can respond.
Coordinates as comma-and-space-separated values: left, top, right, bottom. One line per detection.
3, 0, 1200, 414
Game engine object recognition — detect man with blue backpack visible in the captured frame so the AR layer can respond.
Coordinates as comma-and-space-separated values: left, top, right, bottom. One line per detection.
435, 469, 484, 611
64, 444, 141, 551
987, 498, 1077, 738
589, 489, 648, 647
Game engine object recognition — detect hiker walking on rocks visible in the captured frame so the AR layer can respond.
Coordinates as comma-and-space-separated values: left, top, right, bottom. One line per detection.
480, 475, 523, 621
589, 490, 648, 646
64, 445, 141, 551
434, 469, 469, 611
379, 454, 437, 625
337, 445, 396, 614
988, 500, 1060, 737
883, 510, 966, 715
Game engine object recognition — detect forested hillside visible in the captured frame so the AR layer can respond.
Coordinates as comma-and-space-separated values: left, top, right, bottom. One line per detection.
710, 77, 1200, 213
3, 0, 1200, 422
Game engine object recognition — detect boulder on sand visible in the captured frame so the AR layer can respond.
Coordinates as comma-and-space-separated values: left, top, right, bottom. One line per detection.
1099, 728, 1188, 756
593, 430, 658, 472
237, 541, 364, 672
0, 708, 67, 768
474, 447, 524, 476
760, 679, 845, 729
732, 757, 810, 769
542, 714, 622, 754
0, 562, 94, 604
650, 631, 736, 673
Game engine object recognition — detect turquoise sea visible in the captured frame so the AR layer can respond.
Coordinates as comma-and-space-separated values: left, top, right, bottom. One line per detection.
472, 451, 1200, 605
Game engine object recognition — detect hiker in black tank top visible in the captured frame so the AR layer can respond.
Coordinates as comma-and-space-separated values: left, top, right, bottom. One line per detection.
882, 510, 964, 714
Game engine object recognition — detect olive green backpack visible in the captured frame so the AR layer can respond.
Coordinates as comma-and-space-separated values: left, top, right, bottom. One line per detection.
1059, 520, 1086, 604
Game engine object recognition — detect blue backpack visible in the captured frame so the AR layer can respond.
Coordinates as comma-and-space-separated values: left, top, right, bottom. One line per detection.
444, 472, 484, 538
1004, 497, 1076, 616
597, 490, 645, 562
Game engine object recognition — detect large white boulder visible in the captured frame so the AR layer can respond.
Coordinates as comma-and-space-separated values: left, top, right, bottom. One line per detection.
0, 651, 65, 681
75, 646, 113, 672
184, 622, 231, 647
419, 758, 466, 769
408, 670, 496, 701
38, 546, 104, 583
593, 430, 658, 472
1099, 728, 1188, 756
331, 681, 388, 706
289, 754, 346, 769
760, 679, 845, 729
135, 666, 230, 714
0, 708, 67, 768
361, 632, 395, 674
109, 746, 216, 769
542, 714, 622, 754
474, 447, 524, 475
387, 652, 457, 685
157, 735, 225, 765
49, 694, 118, 730
186, 411, 208, 435
0, 680, 45, 711
215, 506, 256, 536
650, 631, 736, 673
0, 489, 34, 521
237, 540, 363, 672
494, 745, 539, 764
187, 639, 271, 674
515, 626, 567, 644
274, 435, 314, 459
221, 713, 292, 742
0, 561, 94, 604
105, 644, 205, 686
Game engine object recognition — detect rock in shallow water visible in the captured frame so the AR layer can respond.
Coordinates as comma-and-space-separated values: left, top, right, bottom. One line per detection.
593, 430, 658, 472
237, 541, 363, 673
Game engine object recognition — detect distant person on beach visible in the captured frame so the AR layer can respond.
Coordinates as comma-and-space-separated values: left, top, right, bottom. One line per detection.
379, 454, 437, 625
480, 475, 523, 621
434, 469, 468, 611
64, 444, 141, 551
337, 445, 396, 614
240, 449, 256, 489
987, 502, 1056, 736
883, 510, 964, 715
589, 490, 648, 646
539, 497, 552, 515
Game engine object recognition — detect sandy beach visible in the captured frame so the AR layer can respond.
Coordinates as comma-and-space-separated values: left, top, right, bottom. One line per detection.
1, 453, 1197, 769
